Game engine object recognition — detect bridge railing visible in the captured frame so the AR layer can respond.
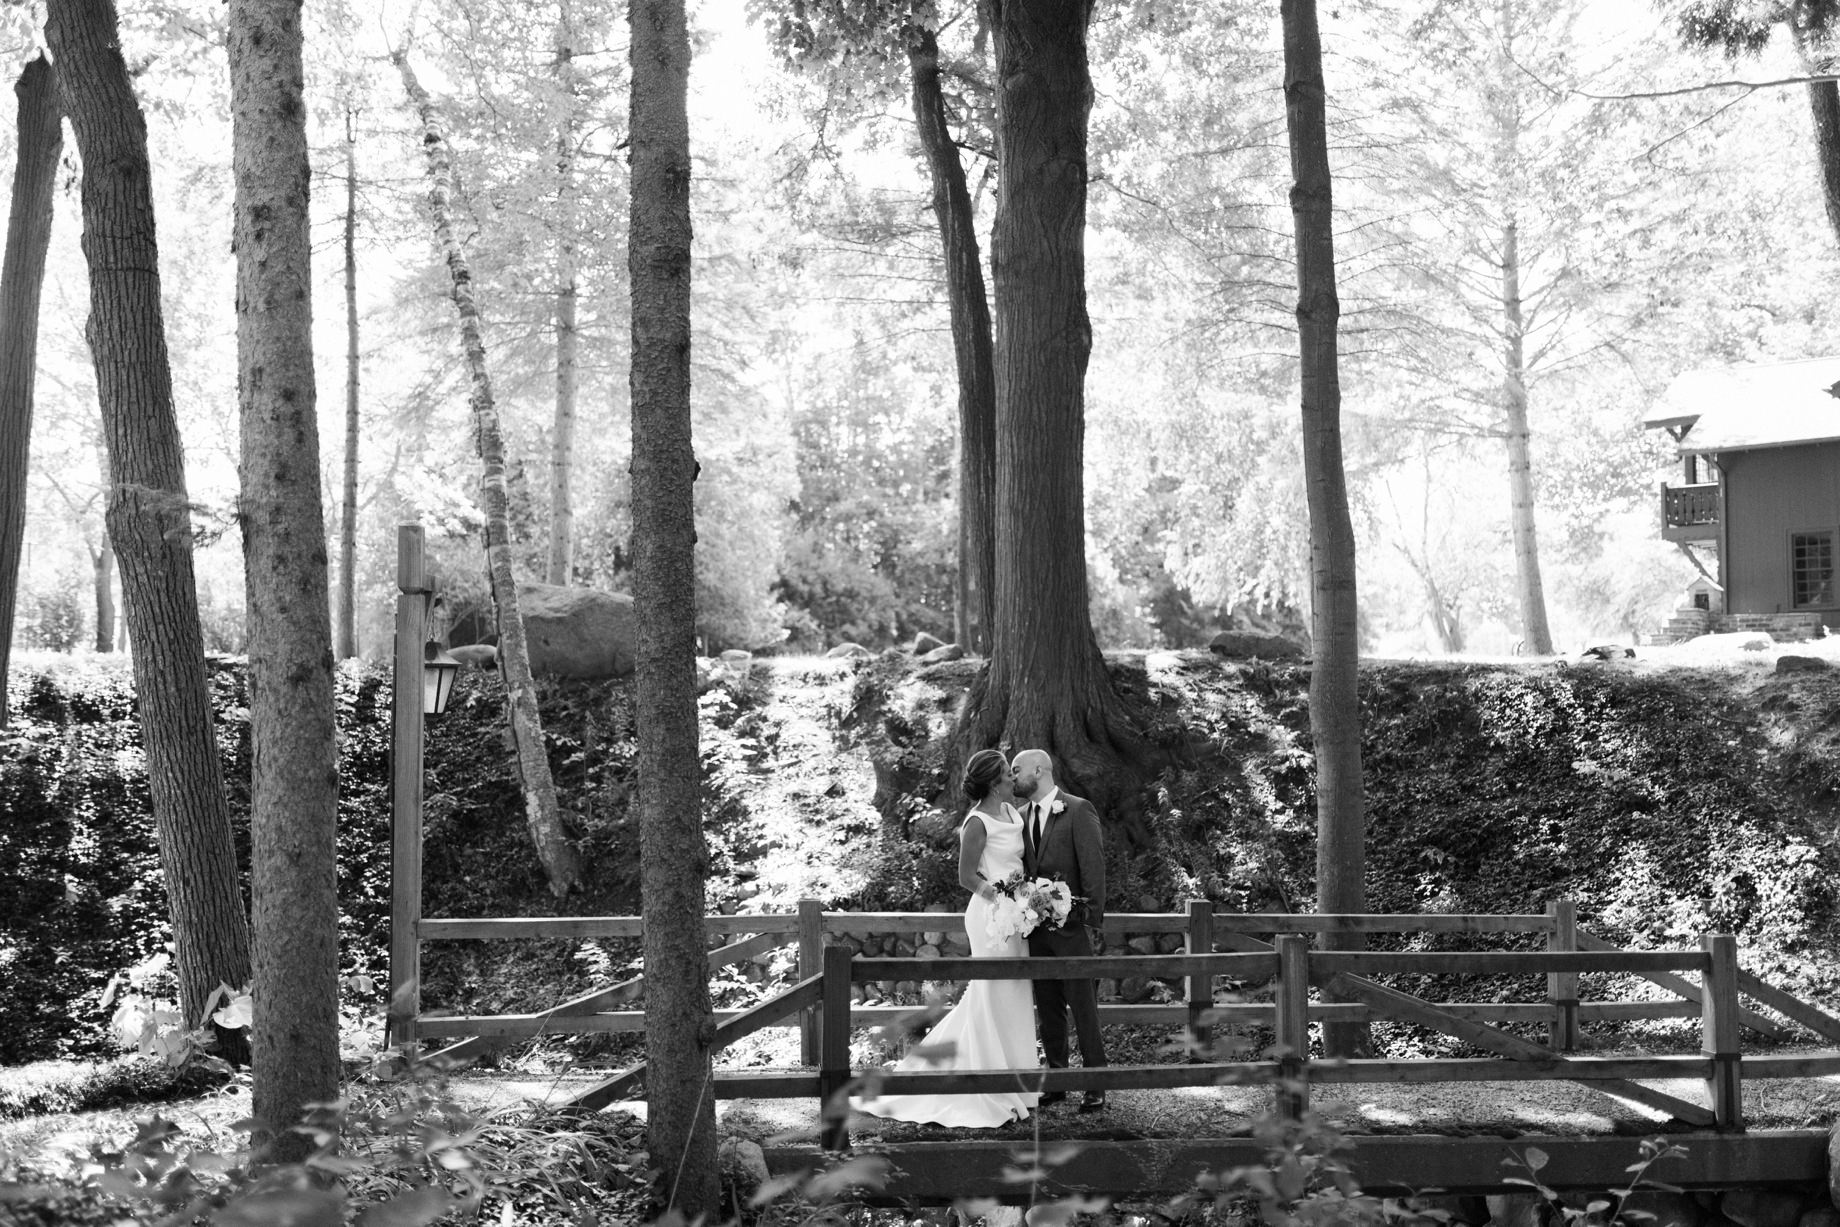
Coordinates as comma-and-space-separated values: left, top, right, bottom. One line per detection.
407, 898, 1729, 1058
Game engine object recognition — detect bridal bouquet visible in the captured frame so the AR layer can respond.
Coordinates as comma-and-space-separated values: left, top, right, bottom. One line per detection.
980, 871, 1081, 942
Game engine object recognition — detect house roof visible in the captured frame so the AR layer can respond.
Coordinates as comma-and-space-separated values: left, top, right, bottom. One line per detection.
1646, 357, 1840, 453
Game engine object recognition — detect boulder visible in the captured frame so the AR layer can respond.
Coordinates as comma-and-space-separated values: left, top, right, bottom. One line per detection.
1620, 1192, 1704, 1227
718, 1137, 770, 1193
911, 631, 947, 654
453, 584, 636, 679
1414, 1194, 1489, 1226
1209, 630, 1304, 659
1778, 654, 1831, 675
1722, 1191, 1807, 1227
447, 643, 499, 671
1485, 1193, 1545, 1227
825, 642, 872, 659
919, 643, 965, 664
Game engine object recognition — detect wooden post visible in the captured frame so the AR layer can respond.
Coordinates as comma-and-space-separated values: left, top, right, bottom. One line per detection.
1186, 899, 1215, 1057
1546, 899, 1578, 1052
819, 943, 854, 1152
1701, 933, 1743, 1132
798, 899, 824, 1066
1274, 934, 1310, 1120
387, 524, 429, 1050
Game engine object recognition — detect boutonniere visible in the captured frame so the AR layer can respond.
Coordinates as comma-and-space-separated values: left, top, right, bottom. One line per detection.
1051, 800, 1066, 814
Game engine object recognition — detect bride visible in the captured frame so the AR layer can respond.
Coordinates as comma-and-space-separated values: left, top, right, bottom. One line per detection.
851, 748, 1041, 1127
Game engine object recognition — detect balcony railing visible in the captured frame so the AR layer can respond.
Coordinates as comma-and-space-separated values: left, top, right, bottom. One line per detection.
1661, 482, 1718, 541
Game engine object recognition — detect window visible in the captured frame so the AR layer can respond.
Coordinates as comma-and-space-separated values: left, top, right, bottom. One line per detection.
1792, 531, 1835, 608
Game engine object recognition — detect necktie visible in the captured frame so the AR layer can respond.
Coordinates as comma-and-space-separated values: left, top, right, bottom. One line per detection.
1031, 804, 1043, 851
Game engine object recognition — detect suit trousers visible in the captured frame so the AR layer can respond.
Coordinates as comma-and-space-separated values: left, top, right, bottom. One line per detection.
1027, 923, 1106, 1070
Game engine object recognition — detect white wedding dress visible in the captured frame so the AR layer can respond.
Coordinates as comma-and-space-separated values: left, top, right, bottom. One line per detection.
851, 807, 1041, 1127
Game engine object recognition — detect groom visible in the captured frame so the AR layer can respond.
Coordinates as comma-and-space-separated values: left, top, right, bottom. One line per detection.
1012, 748, 1108, 1112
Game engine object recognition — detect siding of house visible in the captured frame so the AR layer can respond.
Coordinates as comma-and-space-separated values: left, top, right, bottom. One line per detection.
1720, 441, 1840, 626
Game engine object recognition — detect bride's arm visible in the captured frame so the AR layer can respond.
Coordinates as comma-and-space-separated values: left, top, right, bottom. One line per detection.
958, 816, 996, 900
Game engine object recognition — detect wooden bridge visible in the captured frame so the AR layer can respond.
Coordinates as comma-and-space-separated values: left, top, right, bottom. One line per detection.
393, 902, 1840, 1201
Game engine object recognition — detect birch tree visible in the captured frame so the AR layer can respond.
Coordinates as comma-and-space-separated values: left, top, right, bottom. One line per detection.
397, 48, 585, 897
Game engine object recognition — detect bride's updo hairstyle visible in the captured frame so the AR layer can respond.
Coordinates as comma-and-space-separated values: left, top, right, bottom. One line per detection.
962, 749, 1008, 801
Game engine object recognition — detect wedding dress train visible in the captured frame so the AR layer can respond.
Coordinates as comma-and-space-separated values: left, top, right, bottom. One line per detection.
851, 809, 1040, 1128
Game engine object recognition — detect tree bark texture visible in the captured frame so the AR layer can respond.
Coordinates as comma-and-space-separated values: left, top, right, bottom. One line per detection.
337, 110, 360, 659
0, 54, 61, 723
631, 0, 717, 1217
396, 51, 583, 897
1807, 81, 1840, 245
549, 0, 581, 586
1499, 219, 1552, 655
1282, 0, 1367, 1058
230, 0, 341, 1160
45, 0, 253, 1059
907, 24, 994, 656
961, 0, 1146, 830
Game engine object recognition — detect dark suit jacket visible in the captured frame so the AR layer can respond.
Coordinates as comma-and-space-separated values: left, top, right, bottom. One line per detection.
1022, 791, 1106, 932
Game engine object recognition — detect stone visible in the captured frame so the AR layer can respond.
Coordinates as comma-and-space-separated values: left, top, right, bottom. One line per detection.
1620, 1192, 1703, 1227
825, 642, 871, 659
447, 643, 498, 670
1127, 935, 1158, 955
1209, 629, 1305, 659
1828, 1122, 1840, 1223
1778, 655, 1831, 674
917, 944, 941, 959
464, 583, 636, 679
1485, 1193, 1544, 1227
911, 631, 946, 654
919, 643, 965, 664
924, 930, 946, 946
1120, 975, 1156, 1003
1158, 933, 1185, 954
1414, 1194, 1489, 1225
718, 1137, 769, 1191
1722, 1191, 1806, 1227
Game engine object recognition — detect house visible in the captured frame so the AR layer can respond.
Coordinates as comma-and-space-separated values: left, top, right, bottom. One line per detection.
1645, 356, 1840, 639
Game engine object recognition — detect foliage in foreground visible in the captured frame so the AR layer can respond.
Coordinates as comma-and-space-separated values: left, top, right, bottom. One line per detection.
0, 1051, 1696, 1227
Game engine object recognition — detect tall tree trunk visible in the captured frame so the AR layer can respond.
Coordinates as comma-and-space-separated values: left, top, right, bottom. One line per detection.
960, 0, 1147, 832
45, 0, 253, 1060
1789, 12, 1840, 246
1282, 0, 1367, 1059
337, 108, 360, 660
1805, 82, 1840, 243
549, 0, 580, 586
906, 24, 994, 655
0, 54, 61, 724
396, 51, 583, 897
230, 0, 340, 1160
1500, 219, 1552, 655
91, 534, 114, 653
630, 0, 716, 1216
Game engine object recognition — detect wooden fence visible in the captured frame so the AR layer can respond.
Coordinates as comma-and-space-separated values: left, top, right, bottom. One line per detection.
394, 901, 1840, 1146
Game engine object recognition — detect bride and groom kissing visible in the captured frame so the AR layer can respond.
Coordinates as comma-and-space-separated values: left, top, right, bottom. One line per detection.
852, 747, 1108, 1128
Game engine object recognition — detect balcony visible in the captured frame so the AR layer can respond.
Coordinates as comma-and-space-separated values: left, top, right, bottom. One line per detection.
1660, 481, 1719, 543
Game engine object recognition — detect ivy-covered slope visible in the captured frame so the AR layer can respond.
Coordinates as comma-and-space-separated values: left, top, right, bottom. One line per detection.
5, 649, 1840, 1065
